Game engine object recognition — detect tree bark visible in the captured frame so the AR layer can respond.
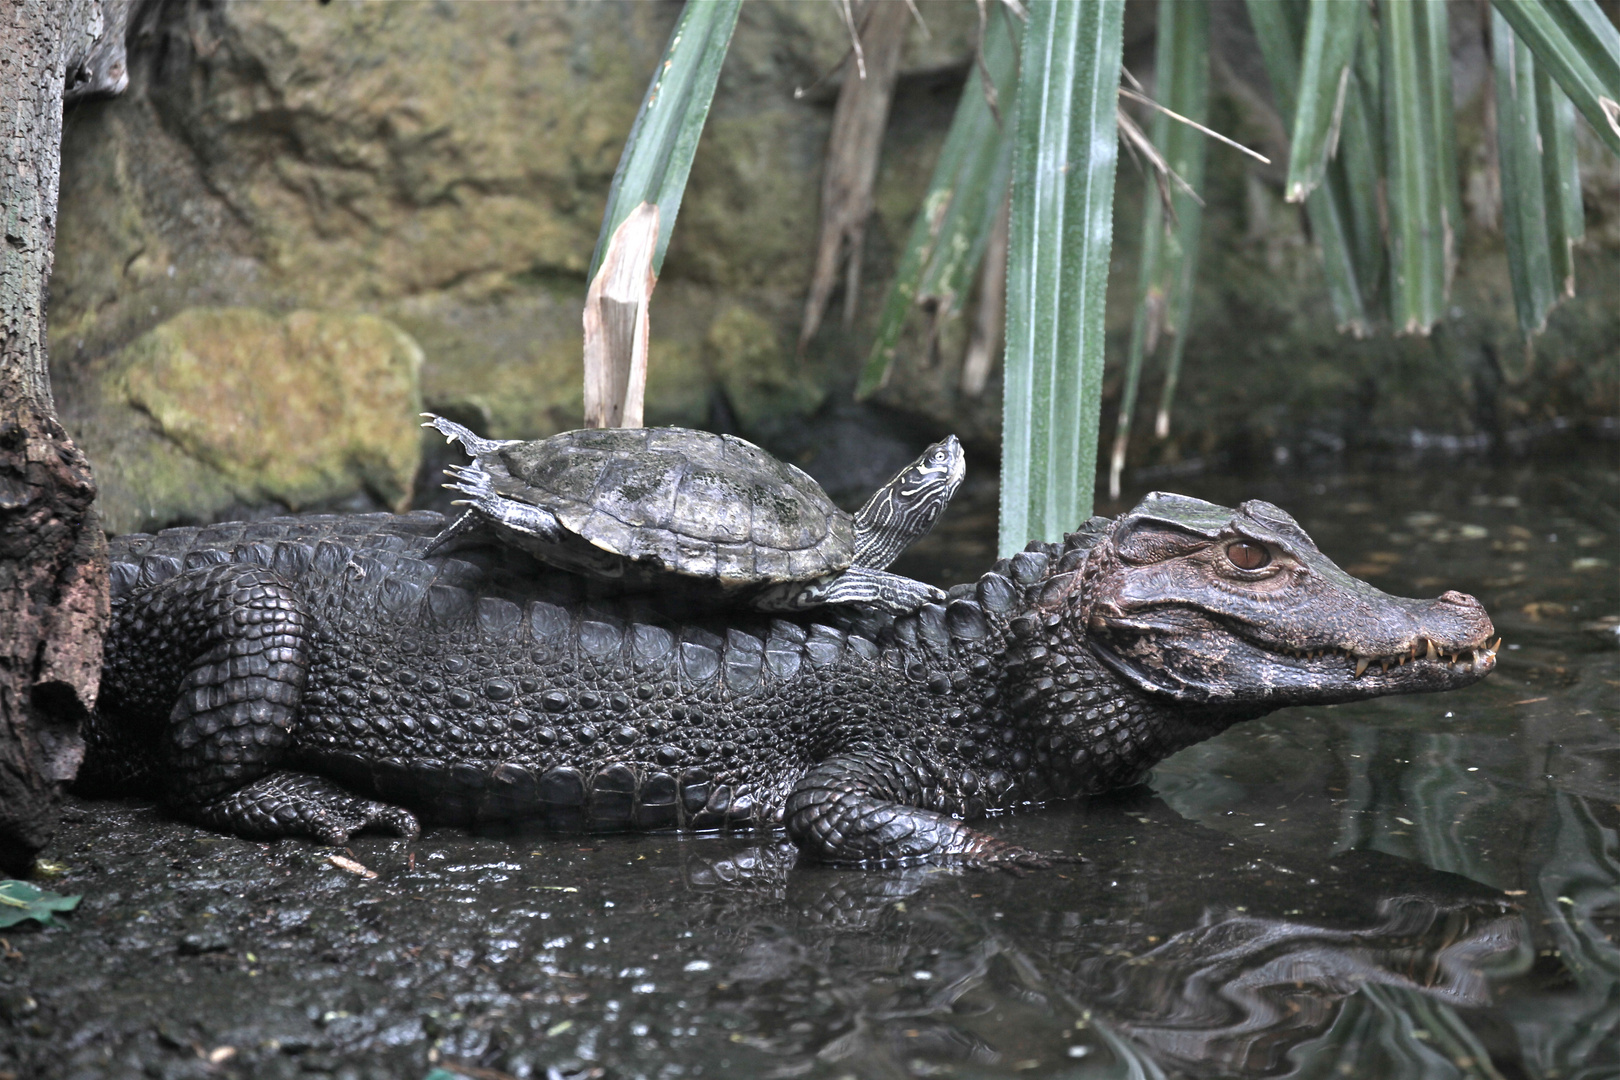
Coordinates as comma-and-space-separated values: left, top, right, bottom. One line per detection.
0, 0, 130, 875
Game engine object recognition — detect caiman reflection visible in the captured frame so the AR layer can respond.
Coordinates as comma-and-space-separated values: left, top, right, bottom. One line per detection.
672, 795, 1525, 1078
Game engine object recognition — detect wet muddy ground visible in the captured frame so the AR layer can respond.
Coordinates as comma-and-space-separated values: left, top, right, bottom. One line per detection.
3, 438, 1615, 1080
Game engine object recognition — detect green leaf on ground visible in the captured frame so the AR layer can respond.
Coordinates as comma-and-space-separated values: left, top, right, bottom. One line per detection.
0, 880, 82, 928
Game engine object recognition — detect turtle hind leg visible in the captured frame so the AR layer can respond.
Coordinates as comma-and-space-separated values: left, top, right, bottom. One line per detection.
423, 507, 490, 556
795, 566, 944, 615
851, 434, 965, 570
432, 462, 566, 555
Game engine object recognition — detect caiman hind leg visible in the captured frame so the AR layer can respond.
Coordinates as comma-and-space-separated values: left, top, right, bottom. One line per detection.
96, 561, 418, 842
784, 750, 1071, 870
195, 772, 418, 844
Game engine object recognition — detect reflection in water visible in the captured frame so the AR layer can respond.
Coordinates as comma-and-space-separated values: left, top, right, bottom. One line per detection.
1289, 983, 1506, 1080
1085, 899, 1521, 1077
1515, 793, 1620, 1080
675, 795, 1526, 1079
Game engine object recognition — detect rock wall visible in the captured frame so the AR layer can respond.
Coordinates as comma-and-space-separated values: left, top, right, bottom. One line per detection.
48, 0, 1619, 535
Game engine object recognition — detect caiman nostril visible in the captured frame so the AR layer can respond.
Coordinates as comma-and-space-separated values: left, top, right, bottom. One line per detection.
1438, 590, 1483, 608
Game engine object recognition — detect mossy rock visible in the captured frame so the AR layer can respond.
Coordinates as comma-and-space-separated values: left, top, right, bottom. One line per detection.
93, 307, 423, 533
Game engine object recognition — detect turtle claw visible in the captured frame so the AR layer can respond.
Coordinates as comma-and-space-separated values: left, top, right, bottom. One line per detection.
444, 462, 496, 492
420, 413, 516, 458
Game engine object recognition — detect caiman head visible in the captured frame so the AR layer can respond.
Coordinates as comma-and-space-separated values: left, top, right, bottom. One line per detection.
1066, 492, 1497, 709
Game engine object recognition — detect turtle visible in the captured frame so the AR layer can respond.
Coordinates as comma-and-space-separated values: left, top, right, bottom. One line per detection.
420, 415, 966, 615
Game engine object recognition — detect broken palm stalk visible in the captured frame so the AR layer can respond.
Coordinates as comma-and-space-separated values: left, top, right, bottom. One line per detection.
1538, 62, 1586, 301
1381, 0, 1454, 336
587, 0, 741, 282
1247, 0, 1371, 335
582, 0, 738, 429
960, 192, 1010, 399
1490, 0, 1620, 158
1494, 11, 1558, 347
1285, 0, 1364, 204
583, 203, 660, 429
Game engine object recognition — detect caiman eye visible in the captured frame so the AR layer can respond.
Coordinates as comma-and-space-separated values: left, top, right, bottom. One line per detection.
1227, 540, 1270, 570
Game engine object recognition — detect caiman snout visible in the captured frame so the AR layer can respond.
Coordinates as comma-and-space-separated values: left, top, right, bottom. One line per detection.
1420, 589, 1494, 646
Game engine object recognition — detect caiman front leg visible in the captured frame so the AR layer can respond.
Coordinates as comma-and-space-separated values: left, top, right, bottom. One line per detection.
784, 750, 1066, 870
99, 562, 418, 843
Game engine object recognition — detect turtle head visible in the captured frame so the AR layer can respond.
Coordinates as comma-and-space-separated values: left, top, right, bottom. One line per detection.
852, 434, 966, 570
909, 435, 966, 502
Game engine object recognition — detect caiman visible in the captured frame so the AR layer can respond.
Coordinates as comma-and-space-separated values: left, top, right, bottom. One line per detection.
79, 493, 1497, 868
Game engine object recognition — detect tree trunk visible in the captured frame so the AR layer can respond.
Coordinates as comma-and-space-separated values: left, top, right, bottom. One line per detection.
0, 0, 130, 875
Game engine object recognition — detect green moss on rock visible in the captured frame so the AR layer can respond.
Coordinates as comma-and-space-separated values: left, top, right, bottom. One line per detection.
96, 307, 422, 532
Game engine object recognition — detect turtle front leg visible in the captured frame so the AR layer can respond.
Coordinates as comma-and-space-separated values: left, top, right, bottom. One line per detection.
799, 566, 945, 615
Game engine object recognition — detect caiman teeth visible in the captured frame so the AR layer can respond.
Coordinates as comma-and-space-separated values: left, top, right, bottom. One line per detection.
1299, 639, 1497, 677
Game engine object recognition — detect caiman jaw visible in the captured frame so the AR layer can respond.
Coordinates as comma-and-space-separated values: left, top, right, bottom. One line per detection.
1083, 608, 1500, 707
1280, 635, 1503, 678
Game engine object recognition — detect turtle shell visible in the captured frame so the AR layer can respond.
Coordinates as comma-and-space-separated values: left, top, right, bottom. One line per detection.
490, 427, 853, 586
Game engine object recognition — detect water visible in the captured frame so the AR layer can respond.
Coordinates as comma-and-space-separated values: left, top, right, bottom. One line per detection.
5, 443, 1615, 1080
